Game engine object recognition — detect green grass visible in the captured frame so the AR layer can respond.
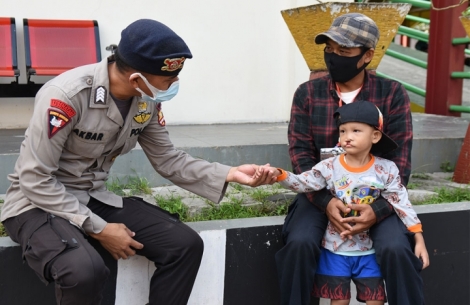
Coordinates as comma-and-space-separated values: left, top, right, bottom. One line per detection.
0, 223, 5, 237
0, 199, 5, 237
411, 173, 431, 180
155, 194, 190, 221
154, 185, 290, 223
106, 175, 152, 196
3, 176, 470, 238
440, 161, 455, 173
414, 186, 470, 205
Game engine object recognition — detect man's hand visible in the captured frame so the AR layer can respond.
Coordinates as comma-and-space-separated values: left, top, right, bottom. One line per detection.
89, 223, 144, 260
340, 204, 377, 239
226, 164, 277, 187
326, 197, 352, 236
414, 233, 430, 269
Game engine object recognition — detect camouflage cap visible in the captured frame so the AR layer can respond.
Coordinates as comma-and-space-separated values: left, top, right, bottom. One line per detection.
315, 13, 379, 49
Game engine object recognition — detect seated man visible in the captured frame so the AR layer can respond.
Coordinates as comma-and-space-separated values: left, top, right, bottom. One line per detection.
275, 13, 424, 305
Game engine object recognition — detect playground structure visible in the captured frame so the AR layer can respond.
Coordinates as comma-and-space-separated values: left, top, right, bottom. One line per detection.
281, 0, 470, 185
282, 0, 470, 116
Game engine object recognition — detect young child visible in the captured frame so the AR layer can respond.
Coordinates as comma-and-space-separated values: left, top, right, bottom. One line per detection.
257, 100, 429, 305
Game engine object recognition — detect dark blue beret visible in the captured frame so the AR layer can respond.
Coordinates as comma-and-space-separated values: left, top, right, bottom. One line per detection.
117, 19, 192, 76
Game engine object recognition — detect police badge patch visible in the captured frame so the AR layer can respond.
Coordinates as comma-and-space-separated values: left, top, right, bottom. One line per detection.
133, 101, 151, 124
48, 108, 71, 138
50, 99, 76, 118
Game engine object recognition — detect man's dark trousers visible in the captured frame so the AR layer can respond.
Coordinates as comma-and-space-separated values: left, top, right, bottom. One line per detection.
3, 196, 203, 305
275, 193, 425, 305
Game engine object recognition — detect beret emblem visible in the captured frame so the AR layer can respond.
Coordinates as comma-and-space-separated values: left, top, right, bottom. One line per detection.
161, 57, 186, 72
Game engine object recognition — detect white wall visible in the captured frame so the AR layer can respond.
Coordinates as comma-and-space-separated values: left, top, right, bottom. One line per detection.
1, 0, 350, 128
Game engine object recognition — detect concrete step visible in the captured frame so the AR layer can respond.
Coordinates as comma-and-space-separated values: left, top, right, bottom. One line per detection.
0, 114, 469, 194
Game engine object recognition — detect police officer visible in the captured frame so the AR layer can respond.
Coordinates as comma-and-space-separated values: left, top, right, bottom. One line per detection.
1, 19, 274, 305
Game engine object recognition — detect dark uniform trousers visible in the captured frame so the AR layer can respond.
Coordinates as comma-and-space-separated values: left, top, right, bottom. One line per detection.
275, 193, 425, 305
3, 196, 204, 305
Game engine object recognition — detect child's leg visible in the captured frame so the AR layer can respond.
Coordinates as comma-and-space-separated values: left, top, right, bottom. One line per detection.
330, 299, 350, 305
351, 254, 387, 304
365, 301, 384, 305
312, 249, 352, 302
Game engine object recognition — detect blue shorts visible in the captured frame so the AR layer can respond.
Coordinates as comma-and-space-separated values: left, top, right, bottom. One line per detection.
312, 248, 386, 302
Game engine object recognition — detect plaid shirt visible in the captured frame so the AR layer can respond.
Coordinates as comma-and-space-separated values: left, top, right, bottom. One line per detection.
288, 71, 413, 223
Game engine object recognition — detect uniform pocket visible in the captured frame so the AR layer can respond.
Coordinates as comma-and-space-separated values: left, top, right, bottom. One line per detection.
23, 214, 79, 284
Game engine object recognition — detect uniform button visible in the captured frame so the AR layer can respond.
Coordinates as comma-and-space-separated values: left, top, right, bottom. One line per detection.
111, 155, 119, 162
86, 78, 93, 85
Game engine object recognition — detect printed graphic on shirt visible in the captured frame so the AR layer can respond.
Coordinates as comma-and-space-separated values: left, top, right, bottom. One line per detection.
335, 175, 352, 190
358, 176, 384, 189
48, 109, 71, 139
133, 101, 151, 124
95, 86, 107, 105
161, 57, 185, 72
351, 186, 380, 205
374, 164, 388, 175
157, 103, 165, 126
50, 99, 76, 118
72, 129, 104, 141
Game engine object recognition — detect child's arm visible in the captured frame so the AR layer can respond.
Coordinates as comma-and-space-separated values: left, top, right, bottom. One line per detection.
380, 162, 422, 233
255, 164, 328, 193
414, 233, 430, 269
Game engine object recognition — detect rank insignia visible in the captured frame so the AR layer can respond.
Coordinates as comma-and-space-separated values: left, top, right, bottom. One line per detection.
133, 101, 151, 124
95, 86, 107, 104
157, 103, 166, 126
48, 109, 71, 138
161, 57, 185, 72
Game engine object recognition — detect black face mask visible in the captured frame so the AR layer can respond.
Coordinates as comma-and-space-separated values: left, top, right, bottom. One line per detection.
324, 49, 370, 83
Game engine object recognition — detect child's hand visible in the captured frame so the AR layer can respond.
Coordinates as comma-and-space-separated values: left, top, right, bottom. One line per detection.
253, 166, 280, 182
227, 163, 277, 186
414, 233, 430, 269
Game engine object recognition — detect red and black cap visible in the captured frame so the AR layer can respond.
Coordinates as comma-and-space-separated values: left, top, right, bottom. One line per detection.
334, 100, 398, 155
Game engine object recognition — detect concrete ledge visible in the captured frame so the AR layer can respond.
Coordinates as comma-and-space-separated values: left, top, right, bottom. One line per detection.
1, 202, 469, 305
1, 116, 469, 193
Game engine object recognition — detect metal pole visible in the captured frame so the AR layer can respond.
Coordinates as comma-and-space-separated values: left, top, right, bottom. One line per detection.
405, 15, 430, 24
425, 0, 466, 116
376, 72, 426, 97
385, 49, 428, 69
451, 72, 470, 78
450, 105, 470, 113
397, 30, 429, 42
399, 26, 430, 41
390, 0, 431, 9
452, 37, 470, 45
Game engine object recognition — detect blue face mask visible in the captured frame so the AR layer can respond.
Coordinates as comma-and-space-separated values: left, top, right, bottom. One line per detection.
132, 73, 179, 103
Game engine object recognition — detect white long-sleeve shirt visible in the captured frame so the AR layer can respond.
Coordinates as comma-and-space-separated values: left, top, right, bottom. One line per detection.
277, 154, 422, 254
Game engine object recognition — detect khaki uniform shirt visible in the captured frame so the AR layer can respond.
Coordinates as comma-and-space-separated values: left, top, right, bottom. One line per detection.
1, 58, 230, 233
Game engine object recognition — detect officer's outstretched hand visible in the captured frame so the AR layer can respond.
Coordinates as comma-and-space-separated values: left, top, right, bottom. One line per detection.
90, 223, 144, 260
226, 164, 277, 187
